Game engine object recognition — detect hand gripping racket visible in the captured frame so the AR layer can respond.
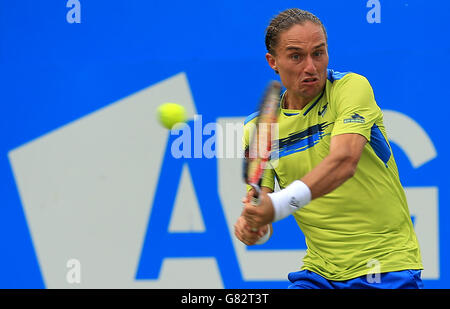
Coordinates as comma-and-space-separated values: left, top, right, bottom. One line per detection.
243, 80, 281, 207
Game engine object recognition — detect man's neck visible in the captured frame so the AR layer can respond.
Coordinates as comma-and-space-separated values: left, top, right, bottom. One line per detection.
283, 91, 312, 110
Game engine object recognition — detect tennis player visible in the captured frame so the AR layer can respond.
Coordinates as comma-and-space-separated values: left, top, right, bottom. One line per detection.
234, 8, 424, 289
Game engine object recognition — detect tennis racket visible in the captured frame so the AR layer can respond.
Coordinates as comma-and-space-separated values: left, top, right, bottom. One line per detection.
243, 80, 281, 207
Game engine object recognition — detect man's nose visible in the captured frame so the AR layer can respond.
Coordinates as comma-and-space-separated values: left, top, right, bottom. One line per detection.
304, 55, 317, 75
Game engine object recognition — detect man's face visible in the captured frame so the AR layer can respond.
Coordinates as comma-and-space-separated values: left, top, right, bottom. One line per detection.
266, 22, 329, 102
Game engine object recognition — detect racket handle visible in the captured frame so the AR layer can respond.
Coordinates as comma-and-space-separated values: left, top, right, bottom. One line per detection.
250, 184, 261, 207
251, 195, 260, 206
249, 185, 261, 232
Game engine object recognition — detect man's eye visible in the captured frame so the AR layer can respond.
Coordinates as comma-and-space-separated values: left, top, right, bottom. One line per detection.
291, 54, 300, 60
313, 51, 324, 57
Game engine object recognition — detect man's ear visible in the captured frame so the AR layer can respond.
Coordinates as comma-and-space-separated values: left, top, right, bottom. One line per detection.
265, 53, 278, 74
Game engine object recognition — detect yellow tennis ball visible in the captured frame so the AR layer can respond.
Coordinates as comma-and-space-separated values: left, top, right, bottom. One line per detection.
157, 103, 187, 129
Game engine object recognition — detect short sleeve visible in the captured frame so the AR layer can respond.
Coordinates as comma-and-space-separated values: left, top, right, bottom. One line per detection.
331, 74, 382, 142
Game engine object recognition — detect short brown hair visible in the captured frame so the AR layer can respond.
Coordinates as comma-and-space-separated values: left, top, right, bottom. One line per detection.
265, 8, 327, 55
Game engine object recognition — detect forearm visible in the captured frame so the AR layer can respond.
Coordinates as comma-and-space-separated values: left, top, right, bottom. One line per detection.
301, 153, 357, 200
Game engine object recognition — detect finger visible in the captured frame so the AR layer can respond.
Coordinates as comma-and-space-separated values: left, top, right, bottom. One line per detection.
243, 220, 260, 233
257, 225, 268, 237
242, 214, 257, 231
246, 223, 265, 236
244, 224, 260, 234
242, 234, 258, 246
247, 188, 256, 200
242, 207, 260, 231
242, 189, 255, 204
238, 233, 252, 246
236, 221, 260, 245
242, 202, 258, 216
243, 216, 258, 232
235, 228, 247, 244
234, 221, 244, 238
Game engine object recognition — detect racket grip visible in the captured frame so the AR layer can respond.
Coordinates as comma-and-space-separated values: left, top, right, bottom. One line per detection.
250, 184, 261, 207
250, 185, 261, 232
251, 195, 260, 206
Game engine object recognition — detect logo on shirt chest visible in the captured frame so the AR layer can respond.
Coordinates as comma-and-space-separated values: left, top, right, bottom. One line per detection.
318, 103, 328, 117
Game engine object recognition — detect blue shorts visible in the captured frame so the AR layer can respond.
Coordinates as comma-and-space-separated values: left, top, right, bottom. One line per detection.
288, 269, 423, 289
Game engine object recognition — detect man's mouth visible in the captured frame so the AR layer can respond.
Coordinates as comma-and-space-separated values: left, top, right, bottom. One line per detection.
302, 77, 319, 84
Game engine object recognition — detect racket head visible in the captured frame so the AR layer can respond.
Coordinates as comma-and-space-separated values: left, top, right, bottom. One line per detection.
244, 80, 282, 194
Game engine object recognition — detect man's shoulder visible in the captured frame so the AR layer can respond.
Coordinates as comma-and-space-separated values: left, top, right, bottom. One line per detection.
327, 69, 373, 95
244, 111, 259, 126
327, 69, 369, 84
327, 69, 352, 83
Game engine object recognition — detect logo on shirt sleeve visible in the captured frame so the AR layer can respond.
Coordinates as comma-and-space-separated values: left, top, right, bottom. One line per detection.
343, 113, 365, 124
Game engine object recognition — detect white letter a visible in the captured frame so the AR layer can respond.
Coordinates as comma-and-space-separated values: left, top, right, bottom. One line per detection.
366, 0, 381, 24
66, 0, 81, 24
66, 258, 81, 284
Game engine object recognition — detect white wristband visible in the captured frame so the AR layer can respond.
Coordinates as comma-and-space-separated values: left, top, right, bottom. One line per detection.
255, 224, 271, 245
268, 180, 311, 222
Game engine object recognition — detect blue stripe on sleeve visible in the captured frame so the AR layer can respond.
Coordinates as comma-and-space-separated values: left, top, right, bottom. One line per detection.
369, 124, 392, 167
244, 111, 259, 125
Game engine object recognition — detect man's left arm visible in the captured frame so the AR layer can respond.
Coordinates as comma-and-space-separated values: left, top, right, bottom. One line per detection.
242, 132, 367, 230
302, 132, 366, 199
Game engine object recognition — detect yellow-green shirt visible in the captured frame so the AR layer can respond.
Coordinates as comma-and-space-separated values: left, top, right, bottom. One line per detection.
243, 69, 423, 281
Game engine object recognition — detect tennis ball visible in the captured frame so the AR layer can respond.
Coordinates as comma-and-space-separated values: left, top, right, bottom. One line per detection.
156, 103, 187, 129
